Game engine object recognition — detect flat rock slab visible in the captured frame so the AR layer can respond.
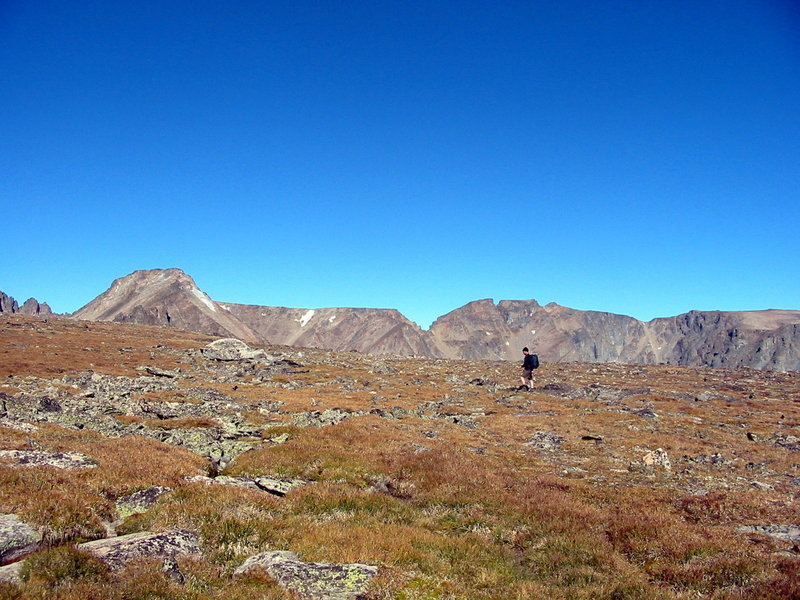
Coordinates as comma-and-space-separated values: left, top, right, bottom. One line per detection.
187, 475, 308, 497
116, 486, 173, 520
235, 550, 377, 600
78, 530, 201, 570
0, 449, 96, 470
0, 514, 41, 564
0, 561, 22, 583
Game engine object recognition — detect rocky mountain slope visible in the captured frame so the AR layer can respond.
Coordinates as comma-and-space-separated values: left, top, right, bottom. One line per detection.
0, 315, 798, 598
0, 292, 51, 316
71, 269, 259, 341
69, 268, 800, 370
220, 302, 440, 357
429, 300, 800, 371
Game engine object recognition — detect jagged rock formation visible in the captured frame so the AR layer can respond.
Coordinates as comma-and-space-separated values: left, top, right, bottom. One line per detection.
0, 292, 51, 315
70, 269, 800, 370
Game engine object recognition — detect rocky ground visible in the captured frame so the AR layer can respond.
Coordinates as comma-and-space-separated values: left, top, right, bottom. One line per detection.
0, 314, 798, 599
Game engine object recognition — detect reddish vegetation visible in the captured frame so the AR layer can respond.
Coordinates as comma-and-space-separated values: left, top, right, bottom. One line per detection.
0, 314, 798, 599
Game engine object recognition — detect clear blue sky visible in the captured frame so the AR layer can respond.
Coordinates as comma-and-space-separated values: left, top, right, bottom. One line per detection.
2, 1, 799, 328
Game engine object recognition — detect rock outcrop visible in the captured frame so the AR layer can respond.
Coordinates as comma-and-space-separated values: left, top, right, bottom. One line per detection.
0, 292, 51, 315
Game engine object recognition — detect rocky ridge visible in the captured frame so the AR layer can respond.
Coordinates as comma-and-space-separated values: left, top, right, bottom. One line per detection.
0, 292, 51, 316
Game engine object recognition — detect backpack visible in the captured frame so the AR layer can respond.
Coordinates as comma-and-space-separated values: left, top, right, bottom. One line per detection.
531, 354, 540, 369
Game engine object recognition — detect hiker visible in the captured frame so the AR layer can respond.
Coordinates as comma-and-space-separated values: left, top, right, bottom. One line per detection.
519, 347, 539, 390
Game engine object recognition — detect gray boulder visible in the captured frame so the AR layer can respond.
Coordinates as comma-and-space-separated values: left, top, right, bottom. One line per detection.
0, 514, 41, 564
201, 339, 268, 362
77, 530, 201, 570
234, 550, 377, 600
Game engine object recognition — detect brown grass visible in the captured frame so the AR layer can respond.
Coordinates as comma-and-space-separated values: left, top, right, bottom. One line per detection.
1, 316, 799, 599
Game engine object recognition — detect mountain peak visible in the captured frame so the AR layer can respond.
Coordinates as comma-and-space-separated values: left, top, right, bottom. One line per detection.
73, 268, 258, 341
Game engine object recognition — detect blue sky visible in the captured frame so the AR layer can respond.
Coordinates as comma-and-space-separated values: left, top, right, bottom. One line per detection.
2, 1, 799, 328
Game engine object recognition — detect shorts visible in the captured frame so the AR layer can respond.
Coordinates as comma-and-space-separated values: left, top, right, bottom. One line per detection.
522, 368, 533, 381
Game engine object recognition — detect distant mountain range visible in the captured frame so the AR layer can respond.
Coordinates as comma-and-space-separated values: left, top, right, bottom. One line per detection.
59, 268, 800, 371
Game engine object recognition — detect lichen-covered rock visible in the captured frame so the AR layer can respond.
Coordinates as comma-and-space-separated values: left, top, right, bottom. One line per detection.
116, 487, 172, 520
252, 476, 308, 496
292, 408, 363, 428
201, 339, 269, 362
234, 550, 377, 600
0, 514, 41, 564
0, 450, 96, 470
185, 475, 308, 497
0, 561, 22, 583
77, 530, 201, 570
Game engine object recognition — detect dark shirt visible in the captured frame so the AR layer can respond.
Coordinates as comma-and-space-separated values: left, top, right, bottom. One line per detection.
522, 354, 536, 370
